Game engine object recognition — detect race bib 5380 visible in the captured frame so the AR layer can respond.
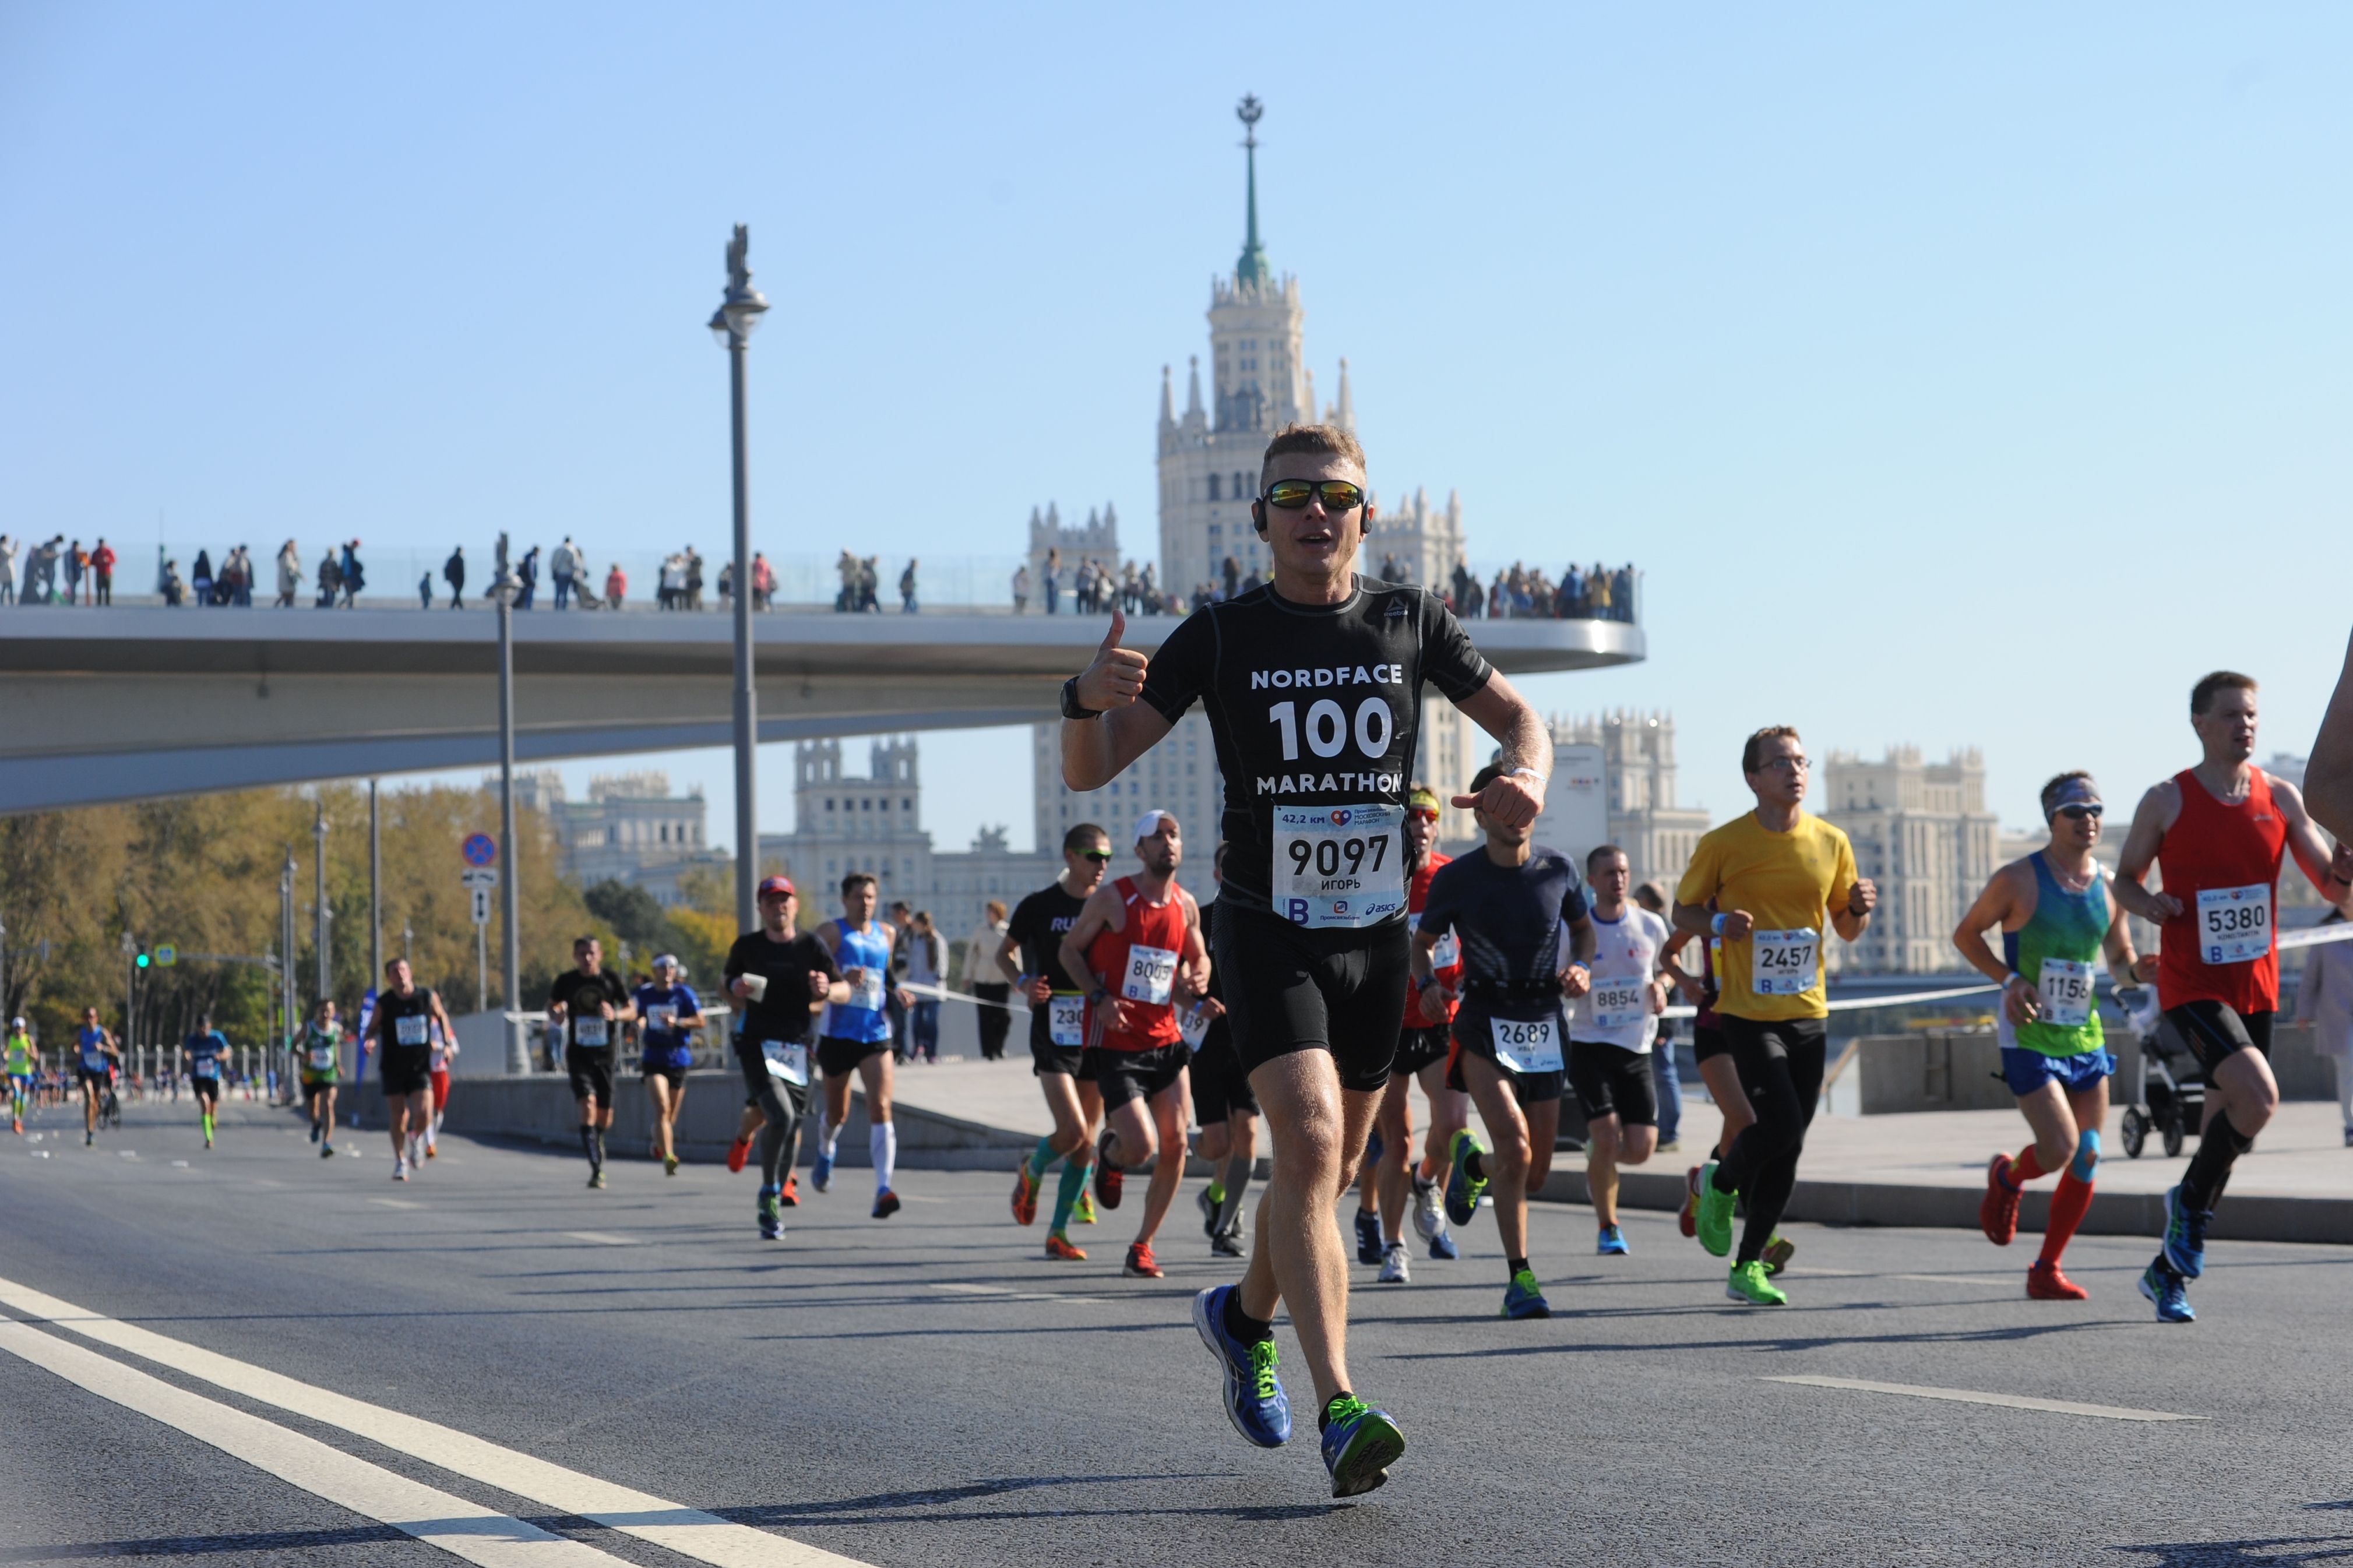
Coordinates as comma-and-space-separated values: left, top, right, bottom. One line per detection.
1273, 804, 1405, 930
2196, 883, 2271, 965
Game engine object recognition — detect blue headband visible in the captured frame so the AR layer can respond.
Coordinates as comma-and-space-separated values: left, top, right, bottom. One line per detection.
2045, 776, 2101, 818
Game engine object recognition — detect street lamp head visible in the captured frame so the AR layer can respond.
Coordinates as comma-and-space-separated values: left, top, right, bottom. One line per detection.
492, 568, 522, 607
710, 223, 769, 344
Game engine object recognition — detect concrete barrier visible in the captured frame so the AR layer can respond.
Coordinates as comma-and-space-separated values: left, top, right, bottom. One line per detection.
1851, 1023, 2335, 1115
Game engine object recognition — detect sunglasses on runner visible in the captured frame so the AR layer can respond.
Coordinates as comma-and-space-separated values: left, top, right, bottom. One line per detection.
1260, 480, 1367, 512
1407, 808, 1439, 823
2053, 803, 2103, 820
1076, 850, 1114, 864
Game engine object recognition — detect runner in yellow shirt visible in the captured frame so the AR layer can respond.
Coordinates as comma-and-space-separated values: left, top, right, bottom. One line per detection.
1672, 725, 1875, 1305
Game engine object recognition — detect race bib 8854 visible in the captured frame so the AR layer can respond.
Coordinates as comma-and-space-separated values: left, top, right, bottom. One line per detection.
1273, 803, 1405, 930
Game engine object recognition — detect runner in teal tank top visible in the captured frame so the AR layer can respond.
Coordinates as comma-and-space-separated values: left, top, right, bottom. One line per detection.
810, 872, 910, 1218
1953, 771, 2153, 1300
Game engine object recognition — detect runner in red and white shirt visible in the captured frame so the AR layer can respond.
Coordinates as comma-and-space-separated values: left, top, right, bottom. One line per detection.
1060, 810, 1210, 1280
424, 1017, 457, 1160
1364, 784, 1471, 1284
2115, 671, 2353, 1321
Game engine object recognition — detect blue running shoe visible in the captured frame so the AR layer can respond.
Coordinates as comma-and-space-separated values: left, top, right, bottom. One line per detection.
1319, 1397, 1406, 1499
1445, 1128, 1489, 1227
1354, 1209, 1383, 1266
2139, 1261, 2195, 1323
1426, 1225, 1460, 1262
757, 1185, 783, 1241
811, 1151, 834, 1193
2162, 1185, 2208, 1280
1597, 1224, 1629, 1256
1501, 1268, 1551, 1319
1191, 1285, 1290, 1449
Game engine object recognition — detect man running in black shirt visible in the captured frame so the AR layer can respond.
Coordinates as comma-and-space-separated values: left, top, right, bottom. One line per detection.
547, 936, 635, 1189
999, 822, 1114, 1259
371, 960, 455, 1183
725, 875, 847, 1241
1059, 421, 1549, 1497
1414, 762, 1596, 1320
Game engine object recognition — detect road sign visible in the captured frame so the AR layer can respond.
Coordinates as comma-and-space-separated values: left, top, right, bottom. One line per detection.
460, 867, 499, 889
462, 833, 498, 867
154, 944, 177, 968
470, 886, 492, 926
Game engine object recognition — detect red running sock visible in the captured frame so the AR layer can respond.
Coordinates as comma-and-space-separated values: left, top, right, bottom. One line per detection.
2039, 1169, 2093, 1265
2007, 1147, 2046, 1188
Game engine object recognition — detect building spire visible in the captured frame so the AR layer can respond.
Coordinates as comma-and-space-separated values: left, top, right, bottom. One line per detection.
1235, 95, 1268, 290
1335, 357, 1354, 432
1186, 355, 1204, 418
1159, 364, 1175, 427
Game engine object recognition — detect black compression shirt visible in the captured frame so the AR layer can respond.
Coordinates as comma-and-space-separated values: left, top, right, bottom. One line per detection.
724, 931, 840, 1046
547, 968, 629, 1049
1006, 883, 1090, 993
1139, 579, 1492, 925
1418, 847, 1590, 1007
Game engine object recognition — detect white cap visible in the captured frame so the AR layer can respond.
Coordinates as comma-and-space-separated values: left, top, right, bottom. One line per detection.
1132, 808, 1176, 843
651, 953, 680, 971
9, 1017, 22, 1028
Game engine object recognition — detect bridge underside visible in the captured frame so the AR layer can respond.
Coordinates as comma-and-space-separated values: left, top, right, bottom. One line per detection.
0, 607, 1644, 813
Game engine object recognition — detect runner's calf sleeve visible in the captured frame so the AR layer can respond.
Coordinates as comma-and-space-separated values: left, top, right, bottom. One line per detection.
579, 1127, 597, 1166
1216, 1157, 1253, 1236
1027, 1134, 1058, 1179
2007, 1147, 2046, 1187
2040, 1168, 2095, 1266
2181, 1108, 2254, 1211
871, 1122, 896, 1192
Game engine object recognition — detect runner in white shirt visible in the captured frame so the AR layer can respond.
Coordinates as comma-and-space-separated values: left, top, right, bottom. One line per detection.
1566, 845, 1674, 1256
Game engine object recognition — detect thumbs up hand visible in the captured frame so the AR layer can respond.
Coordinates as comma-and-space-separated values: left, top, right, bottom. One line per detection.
1072, 607, 1149, 713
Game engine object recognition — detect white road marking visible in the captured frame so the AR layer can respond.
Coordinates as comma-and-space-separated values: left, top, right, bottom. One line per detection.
562, 1232, 633, 1246
369, 1198, 421, 1210
0, 1270, 873, 1567
1764, 1375, 2204, 1422
0, 1317, 629, 1566
930, 1282, 1106, 1305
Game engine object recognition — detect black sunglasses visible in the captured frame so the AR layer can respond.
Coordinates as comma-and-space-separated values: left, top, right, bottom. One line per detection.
2053, 803, 2104, 820
1261, 480, 1366, 512
1076, 850, 1114, 864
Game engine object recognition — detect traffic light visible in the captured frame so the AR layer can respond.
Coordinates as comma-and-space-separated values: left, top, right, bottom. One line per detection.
134, 951, 150, 970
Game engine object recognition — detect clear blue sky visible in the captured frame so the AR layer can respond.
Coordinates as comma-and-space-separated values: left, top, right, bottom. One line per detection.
5, 3, 2347, 851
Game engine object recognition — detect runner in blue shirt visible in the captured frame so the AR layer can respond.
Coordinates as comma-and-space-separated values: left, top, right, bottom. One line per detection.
633, 956, 703, 1176
75, 1007, 120, 1147
182, 1014, 231, 1149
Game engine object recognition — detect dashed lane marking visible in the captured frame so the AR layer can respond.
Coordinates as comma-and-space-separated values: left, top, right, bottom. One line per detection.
1764, 1375, 2204, 1422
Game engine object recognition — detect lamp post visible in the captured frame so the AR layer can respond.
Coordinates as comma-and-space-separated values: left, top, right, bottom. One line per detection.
313, 800, 330, 1009
492, 535, 526, 1073
369, 778, 382, 990
280, 852, 296, 1053
710, 224, 768, 932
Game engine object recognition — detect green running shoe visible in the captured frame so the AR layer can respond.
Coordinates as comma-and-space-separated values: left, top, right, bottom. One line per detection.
1695, 1160, 1736, 1257
1319, 1396, 1406, 1499
1724, 1259, 1788, 1306
1445, 1128, 1489, 1226
1501, 1268, 1551, 1319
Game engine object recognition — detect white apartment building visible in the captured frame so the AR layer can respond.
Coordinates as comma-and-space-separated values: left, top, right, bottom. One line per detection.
1823, 746, 2000, 974
509, 769, 723, 907
1539, 711, 1713, 896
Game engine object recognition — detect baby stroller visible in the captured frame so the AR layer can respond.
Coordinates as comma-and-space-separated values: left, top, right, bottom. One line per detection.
2118, 993, 2206, 1159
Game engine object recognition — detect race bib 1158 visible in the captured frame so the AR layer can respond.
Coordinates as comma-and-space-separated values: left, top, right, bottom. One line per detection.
2036, 957, 2094, 1027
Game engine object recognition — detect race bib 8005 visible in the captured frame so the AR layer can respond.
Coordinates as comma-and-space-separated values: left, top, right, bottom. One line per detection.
2036, 957, 2094, 1027
1122, 945, 1177, 1006
1750, 929, 1819, 995
1273, 804, 1406, 930
1489, 1016, 1563, 1074
2196, 883, 2271, 965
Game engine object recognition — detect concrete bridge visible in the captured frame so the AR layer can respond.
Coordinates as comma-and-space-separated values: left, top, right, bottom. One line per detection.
0, 605, 1643, 812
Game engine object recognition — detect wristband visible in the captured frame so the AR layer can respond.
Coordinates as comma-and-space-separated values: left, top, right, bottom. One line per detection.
2005, 971, 2026, 989
1059, 675, 1101, 721
1710, 913, 1727, 937
1509, 765, 1547, 787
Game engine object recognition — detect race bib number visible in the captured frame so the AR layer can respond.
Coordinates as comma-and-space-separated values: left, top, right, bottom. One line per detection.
1048, 995, 1087, 1048
572, 1016, 608, 1047
394, 1014, 429, 1046
1750, 929, 1819, 995
1409, 914, 1459, 972
1273, 804, 1406, 930
2037, 957, 2094, 1027
1489, 1016, 1563, 1074
760, 1039, 809, 1086
1179, 1005, 1212, 1048
1589, 981, 1649, 1031
308, 1044, 336, 1072
848, 970, 885, 1012
2196, 883, 2271, 965
646, 1006, 678, 1034
1122, 945, 1177, 1007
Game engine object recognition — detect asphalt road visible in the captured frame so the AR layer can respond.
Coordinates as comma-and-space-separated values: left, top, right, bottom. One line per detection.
2, 1098, 2350, 1567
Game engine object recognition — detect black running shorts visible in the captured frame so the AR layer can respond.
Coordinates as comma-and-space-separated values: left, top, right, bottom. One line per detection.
815, 1035, 892, 1078
1096, 1043, 1190, 1111
1446, 1013, 1566, 1105
1392, 1023, 1452, 1077
2167, 1001, 2274, 1077
189, 1073, 222, 1102
1692, 1022, 1729, 1063
1030, 1034, 1087, 1079
639, 1062, 688, 1090
1190, 1035, 1258, 1124
733, 1040, 811, 1115
562, 1046, 611, 1107
1568, 1039, 1658, 1127
1211, 901, 1408, 1094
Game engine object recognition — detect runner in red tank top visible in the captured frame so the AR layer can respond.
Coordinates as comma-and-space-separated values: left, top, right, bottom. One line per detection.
2116, 671, 2353, 1322
1357, 785, 1473, 1283
1060, 810, 1210, 1279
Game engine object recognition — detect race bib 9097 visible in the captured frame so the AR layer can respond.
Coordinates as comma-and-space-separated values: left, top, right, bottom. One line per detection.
1273, 804, 1406, 930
